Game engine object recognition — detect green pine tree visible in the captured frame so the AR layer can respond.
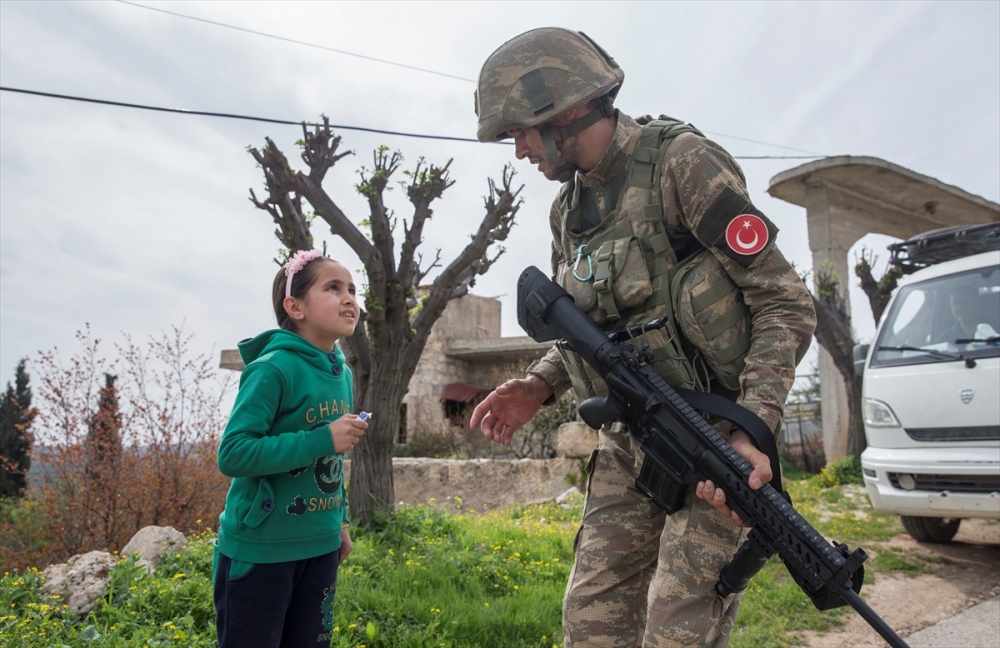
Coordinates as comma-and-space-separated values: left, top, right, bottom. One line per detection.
0, 359, 36, 498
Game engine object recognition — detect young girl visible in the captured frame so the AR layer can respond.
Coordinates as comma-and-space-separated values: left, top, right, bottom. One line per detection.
214, 249, 368, 647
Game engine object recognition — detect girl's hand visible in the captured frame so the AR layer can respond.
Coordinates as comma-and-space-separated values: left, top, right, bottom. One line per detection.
330, 414, 367, 453
339, 527, 353, 563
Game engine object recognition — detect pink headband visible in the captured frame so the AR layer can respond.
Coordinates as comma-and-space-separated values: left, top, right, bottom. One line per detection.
284, 249, 323, 298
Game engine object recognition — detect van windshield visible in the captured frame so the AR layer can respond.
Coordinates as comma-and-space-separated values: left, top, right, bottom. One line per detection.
872, 264, 1000, 367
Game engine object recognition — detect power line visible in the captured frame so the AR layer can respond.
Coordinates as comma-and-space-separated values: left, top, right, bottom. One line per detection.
698, 130, 826, 156
114, 0, 476, 83
0, 86, 489, 143
0, 86, 825, 158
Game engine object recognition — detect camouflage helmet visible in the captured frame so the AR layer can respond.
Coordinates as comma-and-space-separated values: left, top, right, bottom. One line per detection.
475, 28, 625, 143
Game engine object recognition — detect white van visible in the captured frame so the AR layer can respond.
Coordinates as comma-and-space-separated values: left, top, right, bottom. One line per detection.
859, 224, 1000, 542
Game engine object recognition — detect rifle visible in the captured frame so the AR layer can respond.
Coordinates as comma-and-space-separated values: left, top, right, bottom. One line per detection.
516, 266, 909, 648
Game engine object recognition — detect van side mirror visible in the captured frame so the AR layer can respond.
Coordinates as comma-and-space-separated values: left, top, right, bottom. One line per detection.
853, 343, 870, 378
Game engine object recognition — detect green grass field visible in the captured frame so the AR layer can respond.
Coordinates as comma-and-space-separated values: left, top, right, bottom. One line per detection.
2, 462, 910, 648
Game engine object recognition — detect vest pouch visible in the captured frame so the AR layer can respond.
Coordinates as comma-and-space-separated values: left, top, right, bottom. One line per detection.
558, 342, 609, 401
557, 255, 598, 313
593, 236, 653, 321
242, 478, 275, 529
629, 318, 699, 389
672, 252, 752, 393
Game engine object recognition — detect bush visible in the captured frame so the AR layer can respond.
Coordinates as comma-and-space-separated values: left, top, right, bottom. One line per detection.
0, 326, 233, 572
811, 455, 863, 489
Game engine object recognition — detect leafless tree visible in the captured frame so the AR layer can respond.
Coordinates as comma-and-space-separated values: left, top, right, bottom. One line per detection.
248, 118, 521, 523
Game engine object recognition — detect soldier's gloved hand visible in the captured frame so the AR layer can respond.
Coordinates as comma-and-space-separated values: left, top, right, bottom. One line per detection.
471, 375, 552, 446
695, 430, 773, 528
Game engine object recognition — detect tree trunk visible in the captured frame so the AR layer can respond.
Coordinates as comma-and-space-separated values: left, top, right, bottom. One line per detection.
845, 374, 865, 458
810, 263, 867, 457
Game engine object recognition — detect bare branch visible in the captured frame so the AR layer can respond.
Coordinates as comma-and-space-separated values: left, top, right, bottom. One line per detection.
399, 159, 455, 290
412, 164, 521, 336
247, 139, 313, 254
357, 148, 404, 281
413, 250, 442, 287
299, 116, 353, 185
854, 248, 902, 325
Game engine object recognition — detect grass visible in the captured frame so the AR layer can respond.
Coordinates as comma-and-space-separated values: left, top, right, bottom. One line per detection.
1, 471, 928, 648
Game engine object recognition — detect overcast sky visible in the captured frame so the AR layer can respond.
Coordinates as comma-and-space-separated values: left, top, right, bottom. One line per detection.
1, 0, 998, 387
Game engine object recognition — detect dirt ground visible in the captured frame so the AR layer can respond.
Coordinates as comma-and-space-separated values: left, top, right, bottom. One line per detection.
803, 518, 1000, 647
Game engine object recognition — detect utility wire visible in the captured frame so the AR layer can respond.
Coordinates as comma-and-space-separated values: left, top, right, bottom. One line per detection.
115, 0, 827, 156
114, 0, 476, 83
0, 86, 489, 143
698, 130, 826, 156
0, 86, 826, 158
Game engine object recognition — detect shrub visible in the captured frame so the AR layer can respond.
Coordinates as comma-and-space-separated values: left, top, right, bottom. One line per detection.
811, 455, 863, 489
0, 325, 233, 572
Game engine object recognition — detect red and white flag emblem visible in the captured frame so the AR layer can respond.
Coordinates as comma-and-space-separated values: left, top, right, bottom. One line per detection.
725, 214, 769, 255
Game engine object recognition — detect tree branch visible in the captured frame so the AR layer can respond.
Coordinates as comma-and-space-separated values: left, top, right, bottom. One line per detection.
248, 139, 313, 256
412, 164, 521, 336
299, 117, 353, 185
855, 248, 902, 325
357, 147, 404, 283
399, 159, 455, 291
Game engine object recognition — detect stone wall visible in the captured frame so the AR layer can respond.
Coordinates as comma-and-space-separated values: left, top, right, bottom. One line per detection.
344, 457, 580, 511
341, 423, 598, 511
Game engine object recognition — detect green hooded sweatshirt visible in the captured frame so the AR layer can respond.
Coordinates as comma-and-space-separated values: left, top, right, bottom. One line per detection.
217, 329, 352, 564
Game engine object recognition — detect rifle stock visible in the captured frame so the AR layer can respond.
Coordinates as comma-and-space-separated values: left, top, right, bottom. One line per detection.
517, 266, 908, 648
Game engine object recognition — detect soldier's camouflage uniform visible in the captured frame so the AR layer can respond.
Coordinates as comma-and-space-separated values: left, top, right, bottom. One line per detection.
527, 112, 816, 647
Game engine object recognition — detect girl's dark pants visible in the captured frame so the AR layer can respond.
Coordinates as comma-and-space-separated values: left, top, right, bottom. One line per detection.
215, 550, 340, 648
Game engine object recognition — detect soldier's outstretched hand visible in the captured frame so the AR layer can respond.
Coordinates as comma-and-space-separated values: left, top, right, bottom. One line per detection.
695, 429, 773, 528
471, 376, 553, 446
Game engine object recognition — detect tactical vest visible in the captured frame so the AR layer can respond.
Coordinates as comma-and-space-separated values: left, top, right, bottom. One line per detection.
554, 116, 752, 402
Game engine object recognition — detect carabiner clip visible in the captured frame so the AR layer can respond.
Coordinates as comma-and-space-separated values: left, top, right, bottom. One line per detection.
572, 245, 593, 282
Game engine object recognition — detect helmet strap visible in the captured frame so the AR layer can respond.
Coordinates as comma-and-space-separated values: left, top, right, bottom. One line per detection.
537, 101, 616, 183
537, 124, 576, 183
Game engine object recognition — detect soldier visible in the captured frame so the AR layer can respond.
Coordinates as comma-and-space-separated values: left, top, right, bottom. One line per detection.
470, 28, 816, 647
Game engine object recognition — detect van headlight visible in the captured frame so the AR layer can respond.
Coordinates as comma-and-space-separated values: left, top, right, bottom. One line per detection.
864, 398, 901, 428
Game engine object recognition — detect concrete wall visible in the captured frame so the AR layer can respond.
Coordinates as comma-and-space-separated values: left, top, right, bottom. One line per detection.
343, 457, 580, 511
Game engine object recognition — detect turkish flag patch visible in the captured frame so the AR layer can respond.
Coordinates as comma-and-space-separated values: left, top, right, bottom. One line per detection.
725, 214, 769, 256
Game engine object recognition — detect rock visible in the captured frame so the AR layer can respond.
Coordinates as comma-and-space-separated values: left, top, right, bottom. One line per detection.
42, 550, 117, 615
120, 525, 188, 574
555, 487, 583, 504
557, 422, 598, 458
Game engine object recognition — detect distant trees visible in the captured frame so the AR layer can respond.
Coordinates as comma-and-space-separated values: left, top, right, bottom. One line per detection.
249, 119, 521, 524
0, 326, 233, 571
0, 359, 36, 499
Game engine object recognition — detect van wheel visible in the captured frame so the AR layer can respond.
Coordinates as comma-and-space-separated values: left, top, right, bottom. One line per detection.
900, 516, 961, 543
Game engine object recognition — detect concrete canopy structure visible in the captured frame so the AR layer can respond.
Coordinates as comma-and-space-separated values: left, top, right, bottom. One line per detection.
769, 156, 1000, 461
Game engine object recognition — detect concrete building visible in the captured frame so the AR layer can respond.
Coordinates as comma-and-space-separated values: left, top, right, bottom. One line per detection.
769, 156, 1000, 462
403, 294, 549, 444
